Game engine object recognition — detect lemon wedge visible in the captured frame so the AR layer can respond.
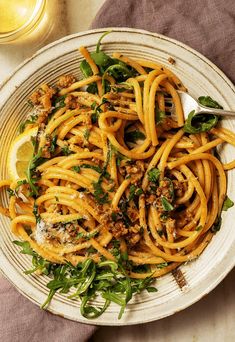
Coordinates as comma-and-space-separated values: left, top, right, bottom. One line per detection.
7, 126, 38, 181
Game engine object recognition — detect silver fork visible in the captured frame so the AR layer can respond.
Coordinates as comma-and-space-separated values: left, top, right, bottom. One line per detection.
166, 91, 235, 119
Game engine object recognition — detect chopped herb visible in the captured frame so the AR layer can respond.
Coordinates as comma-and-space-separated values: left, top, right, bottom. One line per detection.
61, 146, 73, 156
55, 196, 59, 202
111, 212, 118, 221
83, 129, 90, 141
92, 181, 110, 205
195, 225, 202, 231
160, 213, 168, 221
222, 196, 234, 211
155, 109, 166, 125
198, 96, 223, 109
128, 184, 143, 202
148, 168, 161, 183
72, 165, 81, 173
80, 164, 103, 174
18, 114, 37, 133
161, 196, 174, 212
53, 95, 67, 109
49, 135, 57, 154
33, 203, 41, 223
7, 188, 15, 197
76, 230, 98, 240
157, 262, 168, 269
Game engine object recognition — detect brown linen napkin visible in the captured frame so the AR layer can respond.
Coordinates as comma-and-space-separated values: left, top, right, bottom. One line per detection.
0, 276, 96, 341
91, 0, 235, 83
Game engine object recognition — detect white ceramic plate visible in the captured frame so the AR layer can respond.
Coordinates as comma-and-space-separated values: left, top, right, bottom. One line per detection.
0, 28, 235, 326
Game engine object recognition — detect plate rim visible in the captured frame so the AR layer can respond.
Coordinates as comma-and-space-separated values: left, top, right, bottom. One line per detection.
0, 27, 235, 326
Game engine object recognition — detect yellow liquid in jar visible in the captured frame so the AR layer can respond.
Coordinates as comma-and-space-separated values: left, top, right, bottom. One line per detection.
0, 0, 37, 33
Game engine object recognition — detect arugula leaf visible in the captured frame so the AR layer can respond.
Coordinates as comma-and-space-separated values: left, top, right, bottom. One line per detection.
183, 110, 218, 134
95, 31, 112, 53
161, 196, 174, 212
104, 64, 134, 82
222, 196, 234, 211
125, 130, 145, 143
27, 149, 45, 196
148, 168, 161, 183
86, 83, 98, 94
80, 60, 93, 78
198, 96, 223, 109
13, 240, 34, 256
19, 114, 37, 133
15, 238, 158, 320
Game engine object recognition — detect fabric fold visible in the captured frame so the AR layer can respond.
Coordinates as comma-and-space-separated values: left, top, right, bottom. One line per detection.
91, 0, 235, 83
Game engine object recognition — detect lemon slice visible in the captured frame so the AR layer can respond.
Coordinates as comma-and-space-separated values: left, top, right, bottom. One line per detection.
7, 126, 38, 181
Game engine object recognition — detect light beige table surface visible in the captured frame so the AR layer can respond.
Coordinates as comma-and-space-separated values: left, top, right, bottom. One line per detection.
0, 1, 234, 341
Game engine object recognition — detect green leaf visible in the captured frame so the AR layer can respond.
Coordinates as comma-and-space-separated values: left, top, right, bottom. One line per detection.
80, 60, 93, 78
92, 180, 110, 204
91, 51, 114, 68
72, 165, 81, 173
211, 216, 222, 233
161, 197, 174, 211
49, 135, 57, 154
18, 113, 37, 133
125, 130, 145, 143
183, 110, 218, 134
95, 31, 112, 53
222, 196, 234, 211
148, 168, 161, 183
198, 96, 223, 109
53, 95, 67, 109
105, 64, 135, 82
33, 203, 41, 223
13, 240, 34, 256
128, 184, 143, 202
7, 188, 15, 197
86, 83, 98, 94
146, 286, 158, 293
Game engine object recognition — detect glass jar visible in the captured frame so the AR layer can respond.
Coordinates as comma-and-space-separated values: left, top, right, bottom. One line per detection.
0, 0, 47, 44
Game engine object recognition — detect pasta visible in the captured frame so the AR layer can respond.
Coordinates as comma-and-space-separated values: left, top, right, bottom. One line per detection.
0, 33, 234, 318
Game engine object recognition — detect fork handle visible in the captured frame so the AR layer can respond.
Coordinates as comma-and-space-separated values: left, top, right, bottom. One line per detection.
198, 106, 235, 117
